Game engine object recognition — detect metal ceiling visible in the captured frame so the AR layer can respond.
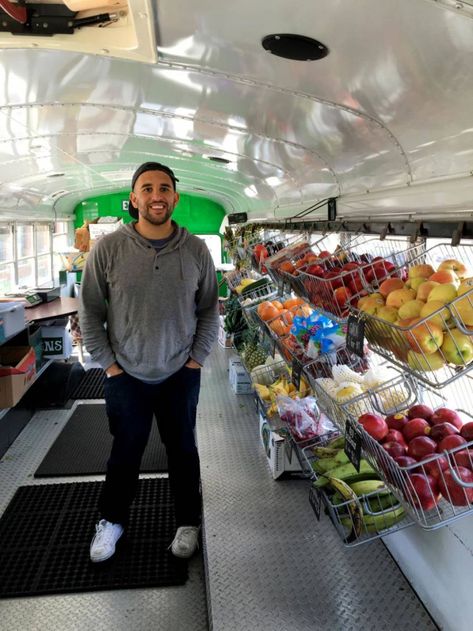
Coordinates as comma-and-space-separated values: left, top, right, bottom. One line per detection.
1, 0, 473, 221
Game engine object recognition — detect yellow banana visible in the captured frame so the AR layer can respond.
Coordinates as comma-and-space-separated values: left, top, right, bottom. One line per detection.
326, 477, 364, 543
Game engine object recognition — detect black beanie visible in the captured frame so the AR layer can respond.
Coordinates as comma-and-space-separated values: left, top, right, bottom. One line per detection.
128, 162, 179, 219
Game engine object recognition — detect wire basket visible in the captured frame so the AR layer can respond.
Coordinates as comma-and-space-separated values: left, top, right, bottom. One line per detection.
293, 237, 424, 322
304, 433, 413, 546
309, 360, 415, 431
341, 379, 473, 530
351, 242, 473, 388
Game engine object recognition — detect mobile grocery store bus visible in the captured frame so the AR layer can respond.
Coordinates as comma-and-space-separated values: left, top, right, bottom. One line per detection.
0, 2, 472, 630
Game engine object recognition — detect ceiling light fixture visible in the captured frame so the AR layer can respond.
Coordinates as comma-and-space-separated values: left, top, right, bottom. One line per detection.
206, 156, 231, 164
47, 172, 65, 178
262, 33, 329, 61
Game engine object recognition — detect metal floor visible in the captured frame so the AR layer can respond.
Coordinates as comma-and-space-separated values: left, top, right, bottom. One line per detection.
0, 348, 437, 631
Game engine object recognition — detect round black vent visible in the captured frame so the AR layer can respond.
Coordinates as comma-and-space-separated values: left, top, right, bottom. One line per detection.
262, 34, 329, 61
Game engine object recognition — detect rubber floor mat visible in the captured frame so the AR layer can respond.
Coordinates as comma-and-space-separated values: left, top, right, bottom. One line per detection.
0, 478, 188, 598
35, 403, 168, 477
70, 368, 105, 399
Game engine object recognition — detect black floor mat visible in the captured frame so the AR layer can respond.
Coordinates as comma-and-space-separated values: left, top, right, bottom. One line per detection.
35, 403, 168, 477
0, 478, 188, 598
70, 368, 105, 399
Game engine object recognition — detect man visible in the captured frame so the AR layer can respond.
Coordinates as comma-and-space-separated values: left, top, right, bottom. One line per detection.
79, 161, 219, 562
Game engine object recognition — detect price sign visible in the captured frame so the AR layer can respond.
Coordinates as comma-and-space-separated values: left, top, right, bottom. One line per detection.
270, 337, 277, 358
291, 357, 303, 390
309, 486, 322, 521
346, 314, 365, 358
344, 417, 363, 471
278, 277, 286, 296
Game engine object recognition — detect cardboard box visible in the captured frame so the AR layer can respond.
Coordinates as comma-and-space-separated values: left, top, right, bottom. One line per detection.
28, 326, 43, 372
0, 302, 26, 340
40, 325, 72, 359
259, 413, 302, 479
229, 359, 253, 394
0, 346, 36, 408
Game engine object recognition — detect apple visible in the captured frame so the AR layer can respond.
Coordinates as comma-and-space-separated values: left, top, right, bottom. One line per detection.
407, 473, 440, 510
404, 318, 443, 354
383, 429, 407, 446
365, 264, 390, 284
358, 413, 389, 441
333, 286, 352, 307
348, 276, 365, 294
406, 277, 427, 292
325, 270, 343, 290
386, 288, 416, 309
430, 422, 460, 443
441, 328, 473, 365
407, 404, 434, 421
423, 456, 449, 480
460, 422, 473, 442
403, 418, 432, 442
398, 299, 425, 320
357, 292, 382, 308
383, 441, 407, 459
416, 280, 440, 302
427, 283, 458, 304
305, 263, 325, 277
379, 278, 405, 298
359, 295, 385, 316
419, 300, 453, 331
451, 449, 473, 469
394, 455, 418, 469
407, 436, 438, 461
429, 270, 460, 287
438, 259, 469, 279
318, 250, 331, 259
438, 467, 473, 506
406, 350, 446, 372
386, 412, 409, 431
430, 408, 463, 430
408, 264, 436, 280
437, 434, 467, 453
376, 305, 399, 323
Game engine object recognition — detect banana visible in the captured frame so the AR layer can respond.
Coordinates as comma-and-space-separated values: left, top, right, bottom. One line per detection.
361, 506, 405, 533
310, 446, 341, 459
326, 477, 364, 543
254, 384, 271, 401
342, 471, 382, 486
348, 479, 387, 496
333, 450, 350, 465
314, 459, 377, 488
326, 435, 345, 450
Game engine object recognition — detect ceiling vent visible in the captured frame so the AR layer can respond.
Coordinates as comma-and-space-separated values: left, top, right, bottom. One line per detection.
262, 33, 329, 61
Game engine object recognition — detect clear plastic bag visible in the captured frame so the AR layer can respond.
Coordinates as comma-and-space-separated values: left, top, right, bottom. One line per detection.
277, 394, 335, 443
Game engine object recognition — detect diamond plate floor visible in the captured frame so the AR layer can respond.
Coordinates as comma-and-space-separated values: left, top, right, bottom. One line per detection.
198, 348, 437, 631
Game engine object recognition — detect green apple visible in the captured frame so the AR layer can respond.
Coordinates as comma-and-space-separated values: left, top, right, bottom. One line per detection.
407, 350, 446, 372
441, 328, 473, 365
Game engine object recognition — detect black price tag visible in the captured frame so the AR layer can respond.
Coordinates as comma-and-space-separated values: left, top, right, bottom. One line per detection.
309, 486, 322, 521
291, 358, 302, 390
346, 314, 365, 358
278, 277, 286, 296
271, 338, 276, 358
344, 418, 362, 471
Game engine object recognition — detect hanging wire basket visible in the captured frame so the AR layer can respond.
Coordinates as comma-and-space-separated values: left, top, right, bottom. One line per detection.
339, 379, 473, 530
302, 432, 414, 546
350, 242, 473, 388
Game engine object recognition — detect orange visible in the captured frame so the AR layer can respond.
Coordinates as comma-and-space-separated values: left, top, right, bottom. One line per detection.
271, 300, 284, 311
259, 303, 280, 321
283, 297, 304, 310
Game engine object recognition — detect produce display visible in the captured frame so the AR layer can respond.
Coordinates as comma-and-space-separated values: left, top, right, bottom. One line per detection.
253, 372, 311, 418
354, 403, 473, 513
355, 256, 473, 379
307, 435, 406, 542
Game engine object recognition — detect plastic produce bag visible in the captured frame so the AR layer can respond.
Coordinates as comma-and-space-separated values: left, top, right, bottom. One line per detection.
277, 395, 335, 443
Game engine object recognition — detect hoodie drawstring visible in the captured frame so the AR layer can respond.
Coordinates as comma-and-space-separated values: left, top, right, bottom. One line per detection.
179, 244, 184, 280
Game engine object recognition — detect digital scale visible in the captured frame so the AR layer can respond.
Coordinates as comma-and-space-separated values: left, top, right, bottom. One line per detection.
1, 292, 43, 308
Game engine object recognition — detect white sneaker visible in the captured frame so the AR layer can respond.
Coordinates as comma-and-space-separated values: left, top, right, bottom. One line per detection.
170, 526, 200, 558
90, 519, 124, 562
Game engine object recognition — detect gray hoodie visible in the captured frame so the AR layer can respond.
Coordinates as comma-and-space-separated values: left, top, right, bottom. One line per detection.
79, 221, 219, 381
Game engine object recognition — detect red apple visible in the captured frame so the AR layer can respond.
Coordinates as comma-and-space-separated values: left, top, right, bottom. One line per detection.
451, 449, 473, 470
402, 418, 431, 442
318, 250, 331, 259
429, 422, 460, 443
348, 276, 365, 294
385, 413, 409, 432
407, 473, 441, 510
358, 413, 389, 441
460, 422, 473, 442
325, 270, 343, 290
430, 408, 463, 430
437, 434, 467, 453
438, 467, 473, 506
394, 456, 418, 469
382, 429, 407, 446
383, 441, 407, 459
408, 436, 438, 461
422, 456, 449, 480
407, 404, 434, 422
305, 264, 325, 277
333, 286, 352, 307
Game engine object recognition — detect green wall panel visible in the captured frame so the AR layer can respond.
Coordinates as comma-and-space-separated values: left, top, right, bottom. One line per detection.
74, 191, 225, 235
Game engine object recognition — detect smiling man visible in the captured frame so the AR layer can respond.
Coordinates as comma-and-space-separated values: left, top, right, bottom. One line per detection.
79, 162, 219, 563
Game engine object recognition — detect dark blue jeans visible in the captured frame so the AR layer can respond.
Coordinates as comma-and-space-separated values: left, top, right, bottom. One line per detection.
100, 364, 201, 528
